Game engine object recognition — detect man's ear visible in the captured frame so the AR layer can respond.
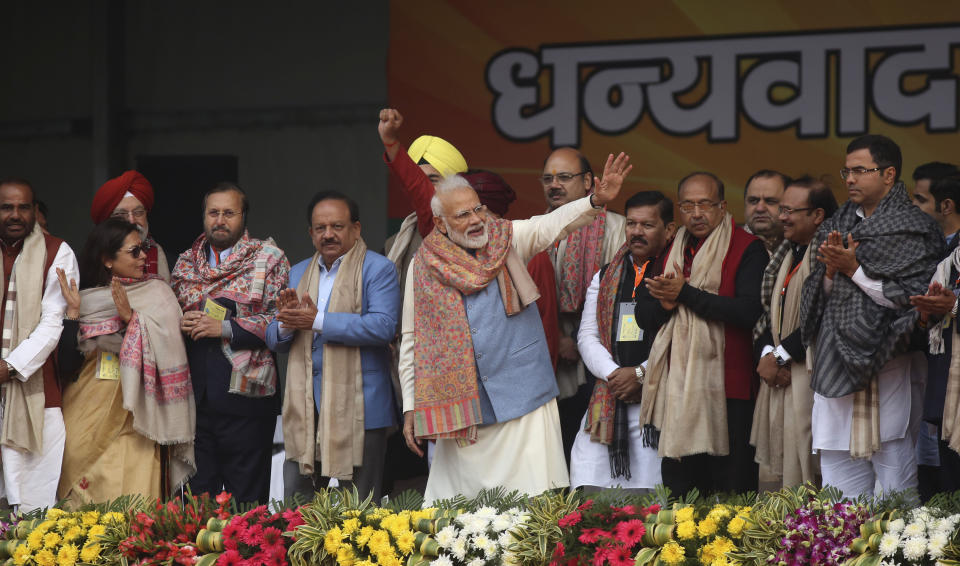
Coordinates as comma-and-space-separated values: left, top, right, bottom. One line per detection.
433, 215, 446, 234
665, 221, 678, 241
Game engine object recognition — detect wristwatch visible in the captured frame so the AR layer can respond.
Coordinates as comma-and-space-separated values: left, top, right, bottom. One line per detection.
634, 365, 645, 384
773, 352, 789, 367
4, 360, 17, 378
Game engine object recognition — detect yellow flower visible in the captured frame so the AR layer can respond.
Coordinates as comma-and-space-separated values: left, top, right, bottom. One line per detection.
367, 530, 392, 556
34, 548, 56, 566
87, 524, 107, 541
410, 509, 436, 523
43, 532, 62, 549
46, 509, 67, 520
342, 518, 360, 536
336, 545, 356, 566
726, 517, 745, 538
675, 506, 695, 524
13, 544, 32, 566
56, 543, 79, 566
697, 518, 718, 537
660, 541, 686, 565
100, 512, 126, 525
27, 530, 44, 551
707, 505, 731, 522
324, 527, 344, 554
37, 520, 56, 534
56, 518, 79, 532
62, 527, 84, 544
80, 511, 100, 527
356, 526, 374, 547
395, 530, 415, 554
80, 543, 102, 563
676, 520, 696, 540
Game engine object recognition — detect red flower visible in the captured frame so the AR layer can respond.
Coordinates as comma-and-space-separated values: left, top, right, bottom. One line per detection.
577, 500, 595, 511
645, 504, 661, 515
559, 512, 583, 528
591, 545, 610, 566
262, 526, 283, 546
614, 505, 637, 516
612, 520, 645, 546
283, 508, 305, 530
552, 542, 566, 560
216, 491, 233, 506
217, 549, 243, 566
606, 545, 634, 566
577, 528, 612, 544
241, 523, 265, 546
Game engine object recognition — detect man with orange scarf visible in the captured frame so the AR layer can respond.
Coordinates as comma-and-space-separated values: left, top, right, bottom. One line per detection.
398, 153, 631, 504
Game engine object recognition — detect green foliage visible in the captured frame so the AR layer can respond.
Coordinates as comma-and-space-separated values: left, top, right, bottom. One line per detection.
504, 489, 582, 566
286, 486, 375, 566
926, 490, 960, 514
382, 489, 425, 512
433, 486, 528, 513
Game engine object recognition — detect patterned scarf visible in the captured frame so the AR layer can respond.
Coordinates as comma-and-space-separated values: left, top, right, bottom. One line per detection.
928, 248, 960, 454
584, 243, 633, 479
77, 278, 196, 490
171, 231, 290, 397
558, 210, 607, 312
412, 218, 538, 441
753, 239, 794, 343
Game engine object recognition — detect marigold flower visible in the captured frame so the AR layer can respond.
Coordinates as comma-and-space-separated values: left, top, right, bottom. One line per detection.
660, 541, 685, 564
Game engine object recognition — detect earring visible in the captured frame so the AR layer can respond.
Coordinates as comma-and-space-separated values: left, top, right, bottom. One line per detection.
106, 264, 113, 270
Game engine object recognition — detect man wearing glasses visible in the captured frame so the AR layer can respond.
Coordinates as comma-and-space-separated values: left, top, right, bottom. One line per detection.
640, 171, 768, 497
799, 135, 943, 499
752, 176, 837, 489
172, 182, 290, 506
90, 170, 170, 281
541, 148, 626, 462
399, 153, 631, 503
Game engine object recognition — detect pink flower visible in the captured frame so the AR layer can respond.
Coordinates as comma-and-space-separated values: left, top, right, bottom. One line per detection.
591, 546, 609, 566
559, 512, 583, 528
577, 500, 595, 511
612, 520, 645, 546
261, 526, 283, 547
578, 528, 611, 544
606, 545, 634, 566
241, 523, 265, 546
217, 549, 243, 566
216, 491, 233, 506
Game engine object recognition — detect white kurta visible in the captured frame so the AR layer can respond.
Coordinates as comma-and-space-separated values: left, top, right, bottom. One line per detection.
570, 270, 661, 489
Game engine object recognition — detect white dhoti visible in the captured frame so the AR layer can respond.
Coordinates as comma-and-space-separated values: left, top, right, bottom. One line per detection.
0, 407, 66, 512
424, 399, 569, 505
570, 404, 661, 490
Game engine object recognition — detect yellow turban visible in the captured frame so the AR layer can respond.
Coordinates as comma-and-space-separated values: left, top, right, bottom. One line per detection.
407, 135, 468, 178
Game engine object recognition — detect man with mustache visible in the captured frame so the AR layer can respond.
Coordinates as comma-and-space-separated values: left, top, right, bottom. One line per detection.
752, 176, 837, 488
743, 170, 790, 254
572, 190, 676, 491
541, 147, 626, 462
90, 171, 170, 281
399, 153, 631, 503
172, 183, 290, 505
911, 162, 958, 220
266, 191, 400, 501
0, 178, 79, 511
799, 135, 943, 499
641, 172, 768, 496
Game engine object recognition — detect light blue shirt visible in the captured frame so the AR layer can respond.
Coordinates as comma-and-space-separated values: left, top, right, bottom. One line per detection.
207, 245, 235, 338
278, 255, 343, 338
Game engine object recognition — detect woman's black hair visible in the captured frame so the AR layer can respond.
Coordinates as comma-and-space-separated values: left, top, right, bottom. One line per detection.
79, 218, 140, 289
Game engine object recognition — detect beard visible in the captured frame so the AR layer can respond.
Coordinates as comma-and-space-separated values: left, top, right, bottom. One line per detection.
206, 225, 242, 249
443, 218, 489, 249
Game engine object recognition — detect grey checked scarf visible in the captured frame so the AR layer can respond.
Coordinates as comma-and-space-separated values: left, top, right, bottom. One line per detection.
753, 240, 794, 343
799, 182, 943, 398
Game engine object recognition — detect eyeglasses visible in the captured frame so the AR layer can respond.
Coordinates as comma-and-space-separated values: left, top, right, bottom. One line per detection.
778, 206, 816, 216
206, 209, 240, 220
540, 172, 587, 186
839, 166, 883, 180
678, 200, 721, 214
122, 244, 146, 258
111, 208, 147, 220
441, 204, 487, 222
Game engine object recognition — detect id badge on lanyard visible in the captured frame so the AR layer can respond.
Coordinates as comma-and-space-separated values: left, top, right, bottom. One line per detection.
616, 259, 650, 342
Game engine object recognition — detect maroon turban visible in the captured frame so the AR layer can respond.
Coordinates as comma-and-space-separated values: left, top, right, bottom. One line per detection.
90, 170, 155, 223
464, 170, 516, 218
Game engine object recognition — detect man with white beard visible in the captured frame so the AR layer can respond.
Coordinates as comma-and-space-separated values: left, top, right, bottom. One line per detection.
398, 154, 632, 503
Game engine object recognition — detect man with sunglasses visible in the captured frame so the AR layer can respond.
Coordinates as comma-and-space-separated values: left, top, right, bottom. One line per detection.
0, 178, 79, 511
541, 148, 626, 463
752, 176, 837, 489
799, 134, 943, 499
91, 170, 170, 281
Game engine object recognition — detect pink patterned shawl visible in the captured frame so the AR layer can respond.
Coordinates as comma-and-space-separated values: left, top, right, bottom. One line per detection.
558, 210, 607, 312
171, 231, 290, 397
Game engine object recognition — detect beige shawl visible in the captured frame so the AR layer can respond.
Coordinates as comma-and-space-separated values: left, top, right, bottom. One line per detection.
750, 245, 818, 485
0, 224, 48, 453
640, 213, 733, 458
284, 240, 366, 479
943, 329, 960, 454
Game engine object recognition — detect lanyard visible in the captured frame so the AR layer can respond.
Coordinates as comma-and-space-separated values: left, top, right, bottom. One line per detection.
780, 262, 802, 297
632, 260, 651, 299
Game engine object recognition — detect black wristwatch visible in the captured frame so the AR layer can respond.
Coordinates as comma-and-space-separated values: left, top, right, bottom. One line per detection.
773, 351, 789, 367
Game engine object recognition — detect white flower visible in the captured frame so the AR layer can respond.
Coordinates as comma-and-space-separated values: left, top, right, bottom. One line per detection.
491, 515, 513, 533
474, 506, 498, 519
928, 532, 948, 559
451, 536, 469, 561
903, 536, 928, 561
498, 531, 516, 550
433, 555, 455, 566
467, 558, 485, 566
459, 515, 490, 535
878, 533, 900, 557
887, 519, 906, 535
903, 521, 926, 539
503, 551, 521, 566
436, 525, 459, 549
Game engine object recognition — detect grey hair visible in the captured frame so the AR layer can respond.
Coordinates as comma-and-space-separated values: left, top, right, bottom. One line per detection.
430, 174, 474, 217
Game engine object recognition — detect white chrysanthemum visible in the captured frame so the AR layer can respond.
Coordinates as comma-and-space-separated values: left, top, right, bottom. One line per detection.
903, 521, 926, 538
503, 551, 521, 566
913, 508, 932, 523
460, 515, 490, 535
473, 533, 492, 551
928, 532, 948, 559
451, 536, 469, 561
498, 531, 516, 548
878, 533, 900, 557
491, 515, 514, 532
467, 557, 485, 566
887, 518, 906, 534
433, 555, 455, 566
903, 536, 928, 561
475, 506, 498, 519
436, 525, 459, 548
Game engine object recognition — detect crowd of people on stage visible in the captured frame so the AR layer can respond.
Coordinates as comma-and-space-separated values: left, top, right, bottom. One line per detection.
1, 107, 958, 513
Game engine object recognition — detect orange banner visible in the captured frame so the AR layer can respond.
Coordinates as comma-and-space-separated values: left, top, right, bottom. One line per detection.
387, 1, 960, 222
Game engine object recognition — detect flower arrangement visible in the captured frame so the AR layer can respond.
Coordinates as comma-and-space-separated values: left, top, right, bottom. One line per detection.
651, 503, 751, 566
116, 492, 218, 566
770, 498, 868, 565
430, 506, 528, 566
8, 508, 126, 566
213, 502, 305, 566
548, 499, 660, 566
843, 507, 960, 565
321, 507, 435, 566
